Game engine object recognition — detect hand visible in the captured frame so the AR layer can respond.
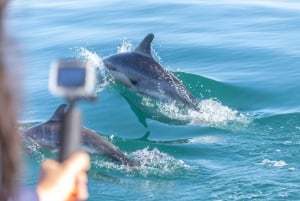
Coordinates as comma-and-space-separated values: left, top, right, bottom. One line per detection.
36, 152, 90, 201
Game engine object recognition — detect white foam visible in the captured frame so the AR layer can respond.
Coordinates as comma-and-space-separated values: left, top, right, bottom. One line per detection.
75, 47, 113, 93
259, 159, 287, 168
93, 147, 189, 177
117, 39, 133, 53
117, 39, 162, 63
129, 147, 189, 177
143, 97, 250, 129
76, 47, 104, 71
189, 99, 250, 128
188, 136, 223, 144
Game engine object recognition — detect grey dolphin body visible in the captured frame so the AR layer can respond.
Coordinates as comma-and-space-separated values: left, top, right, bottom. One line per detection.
22, 104, 136, 166
103, 33, 200, 110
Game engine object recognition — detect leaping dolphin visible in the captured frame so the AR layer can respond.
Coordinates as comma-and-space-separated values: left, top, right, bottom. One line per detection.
21, 104, 137, 166
103, 33, 200, 110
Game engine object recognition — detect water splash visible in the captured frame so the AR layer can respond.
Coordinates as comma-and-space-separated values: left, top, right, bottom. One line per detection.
117, 39, 162, 63
189, 99, 250, 128
76, 47, 104, 70
21, 136, 52, 161
75, 47, 114, 93
93, 147, 189, 177
130, 147, 189, 177
140, 96, 250, 129
259, 159, 288, 168
117, 38, 133, 53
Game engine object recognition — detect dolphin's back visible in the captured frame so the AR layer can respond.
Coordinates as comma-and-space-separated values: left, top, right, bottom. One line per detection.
81, 128, 136, 166
105, 51, 199, 109
24, 122, 61, 149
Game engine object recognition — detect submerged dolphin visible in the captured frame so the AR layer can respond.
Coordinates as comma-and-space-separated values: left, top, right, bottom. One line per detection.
22, 104, 136, 166
103, 33, 200, 110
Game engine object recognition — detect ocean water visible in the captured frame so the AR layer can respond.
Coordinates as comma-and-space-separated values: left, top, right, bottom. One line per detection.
7, 0, 300, 200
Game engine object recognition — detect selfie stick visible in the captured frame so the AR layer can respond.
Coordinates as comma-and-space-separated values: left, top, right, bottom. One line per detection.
49, 59, 96, 162
59, 100, 81, 162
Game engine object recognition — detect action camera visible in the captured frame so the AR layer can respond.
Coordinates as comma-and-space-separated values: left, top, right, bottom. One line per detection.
49, 60, 96, 99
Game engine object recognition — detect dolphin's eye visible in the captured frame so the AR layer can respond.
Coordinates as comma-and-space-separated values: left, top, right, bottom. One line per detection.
130, 79, 138, 85
109, 66, 117, 71
105, 63, 117, 71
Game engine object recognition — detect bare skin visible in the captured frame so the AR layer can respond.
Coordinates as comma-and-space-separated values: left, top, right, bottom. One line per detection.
36, 152, 90, 201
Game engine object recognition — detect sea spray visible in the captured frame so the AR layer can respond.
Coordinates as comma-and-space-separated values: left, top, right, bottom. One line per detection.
189, 99, 250, 128
75, 47, 114, 93
93, 147, 189, 177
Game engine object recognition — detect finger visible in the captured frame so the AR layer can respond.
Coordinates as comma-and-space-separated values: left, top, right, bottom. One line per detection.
62, 151, 91, 174
66, 173, 89, 201
76, 173, 89, 200
40, 159, 60, 173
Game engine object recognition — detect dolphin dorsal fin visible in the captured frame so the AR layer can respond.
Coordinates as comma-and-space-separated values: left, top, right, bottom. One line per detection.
134, 33, 154, 58
48, 104, 67, 122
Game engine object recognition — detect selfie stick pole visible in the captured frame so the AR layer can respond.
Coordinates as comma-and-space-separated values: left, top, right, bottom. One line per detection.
59, 99, 81, 162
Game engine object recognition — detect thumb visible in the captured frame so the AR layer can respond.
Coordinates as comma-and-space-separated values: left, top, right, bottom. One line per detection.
62, 151, 90, 176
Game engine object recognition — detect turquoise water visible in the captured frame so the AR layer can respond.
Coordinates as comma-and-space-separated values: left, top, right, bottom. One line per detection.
7, 0, 300, 200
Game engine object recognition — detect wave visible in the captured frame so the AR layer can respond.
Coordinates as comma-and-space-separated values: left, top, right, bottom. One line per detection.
251, 112, 300, 135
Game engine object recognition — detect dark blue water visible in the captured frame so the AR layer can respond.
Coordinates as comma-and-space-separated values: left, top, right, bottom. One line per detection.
8, 0, 300, 200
